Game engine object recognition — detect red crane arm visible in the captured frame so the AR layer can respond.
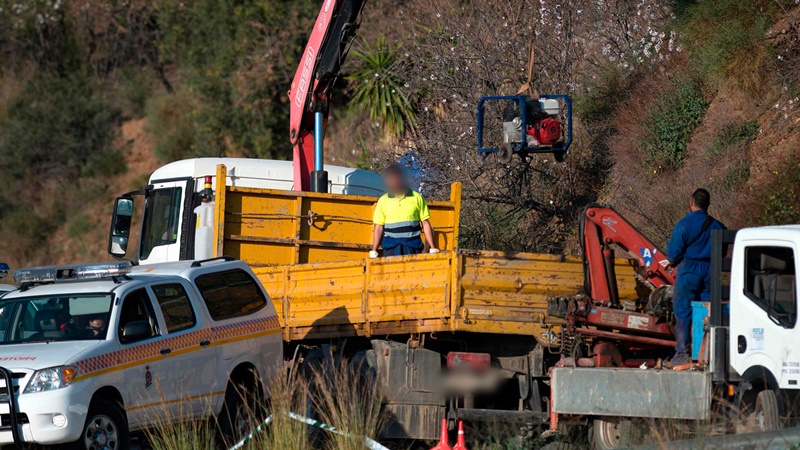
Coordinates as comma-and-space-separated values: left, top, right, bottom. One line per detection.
581, 205, 675, 304
288, 0, 367, 191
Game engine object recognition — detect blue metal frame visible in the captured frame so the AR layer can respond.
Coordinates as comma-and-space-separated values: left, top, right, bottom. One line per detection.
477, 94, 572, 157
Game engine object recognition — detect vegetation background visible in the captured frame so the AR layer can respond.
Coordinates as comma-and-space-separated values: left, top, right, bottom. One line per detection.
0, 0, 798, 269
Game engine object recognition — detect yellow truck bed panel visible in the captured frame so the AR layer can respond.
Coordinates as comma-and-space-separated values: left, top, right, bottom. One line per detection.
252, 251, 639, 341
213, 164, 460, 267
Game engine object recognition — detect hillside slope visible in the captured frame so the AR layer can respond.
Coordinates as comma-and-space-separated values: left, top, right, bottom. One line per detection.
0, 0, 798, 273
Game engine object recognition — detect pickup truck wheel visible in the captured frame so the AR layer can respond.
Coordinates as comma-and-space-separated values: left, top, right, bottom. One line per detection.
77, 398, 129, 450
217, 376, 261, 445
591, 417, 633, 449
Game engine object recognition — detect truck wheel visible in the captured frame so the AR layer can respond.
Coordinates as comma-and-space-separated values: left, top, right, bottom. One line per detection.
747, 390, 780, 432
78, 398, 129, 450
217, 374, 260, 445
351, 349, 377, 386
591, 417, 634, 449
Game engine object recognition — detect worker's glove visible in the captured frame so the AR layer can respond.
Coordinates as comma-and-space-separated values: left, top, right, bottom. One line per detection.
429, 248, 440, 254
369, 251, 379, 259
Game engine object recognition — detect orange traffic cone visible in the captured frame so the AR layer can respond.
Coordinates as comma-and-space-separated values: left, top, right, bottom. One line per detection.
453, 421, 468, 450
430, 418, 451, 450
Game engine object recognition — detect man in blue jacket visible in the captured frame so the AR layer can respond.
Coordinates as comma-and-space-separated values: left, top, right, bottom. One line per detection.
666, 188, 726, 365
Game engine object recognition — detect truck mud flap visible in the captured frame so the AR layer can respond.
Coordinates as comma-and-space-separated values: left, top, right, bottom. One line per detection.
371, 340, 445, 440
382, 404, 445, 440
551, 367, 712, 420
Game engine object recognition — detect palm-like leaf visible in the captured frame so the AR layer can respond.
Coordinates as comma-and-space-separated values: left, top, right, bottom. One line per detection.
348, 37, 415, 136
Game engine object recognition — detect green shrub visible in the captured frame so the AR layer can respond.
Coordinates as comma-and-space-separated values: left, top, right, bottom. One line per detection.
155, 0, 317, 159
576, 66, 637, 124
0, 73, 122, 180
640, 77, 708, 169
761, 158, 800, 225
677, 0, 781, 92
66, 213, 92, 240
763, 184, 800, 225
706, 120, 758, 155
146, 91, 197, 162
117, 68, 157, 119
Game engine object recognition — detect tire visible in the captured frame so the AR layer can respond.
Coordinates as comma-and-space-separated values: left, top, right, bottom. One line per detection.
298, 348, 326, 444
747, 389, 781, 432
77, 397, 129, 450
351, 349, 377, 387
591, 417, 634, 450
217, 371, 261, 446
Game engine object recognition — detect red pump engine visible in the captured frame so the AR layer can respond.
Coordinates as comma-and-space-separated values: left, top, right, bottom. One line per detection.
526, 117, 562, 146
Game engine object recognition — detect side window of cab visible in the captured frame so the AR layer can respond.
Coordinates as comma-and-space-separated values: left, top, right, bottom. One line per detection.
151, 283, 197, 333
118, 288, 159, 344
744, 246, 797, 328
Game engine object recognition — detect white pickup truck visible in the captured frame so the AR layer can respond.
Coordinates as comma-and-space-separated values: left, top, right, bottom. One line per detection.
0, 258, 282, 449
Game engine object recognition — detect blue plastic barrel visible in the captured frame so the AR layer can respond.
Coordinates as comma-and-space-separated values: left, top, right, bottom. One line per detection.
691, 301, 729, 360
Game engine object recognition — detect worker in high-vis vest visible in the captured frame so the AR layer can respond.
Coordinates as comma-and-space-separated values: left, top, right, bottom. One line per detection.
370, 165, 439, 258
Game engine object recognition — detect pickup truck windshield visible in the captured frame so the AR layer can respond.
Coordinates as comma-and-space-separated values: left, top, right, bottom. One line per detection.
141, 187, 183, 260
0, 294, 114, 344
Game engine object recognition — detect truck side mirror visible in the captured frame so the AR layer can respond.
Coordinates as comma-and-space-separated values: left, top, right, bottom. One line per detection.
109, 197, 134, 258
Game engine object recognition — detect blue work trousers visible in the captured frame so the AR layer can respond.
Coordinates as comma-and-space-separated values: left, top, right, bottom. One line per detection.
673, 262, 710, 363
382, 237, 424, 256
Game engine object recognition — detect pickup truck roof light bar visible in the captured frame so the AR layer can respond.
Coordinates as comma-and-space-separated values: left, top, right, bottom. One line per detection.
14, 261, 133, 284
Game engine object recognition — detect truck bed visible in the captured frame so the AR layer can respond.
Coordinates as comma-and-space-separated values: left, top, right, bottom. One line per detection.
211, 165, 638, 341
253, 250, 638, 341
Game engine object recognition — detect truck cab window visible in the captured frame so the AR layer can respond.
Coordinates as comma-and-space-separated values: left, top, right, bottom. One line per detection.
152, 283, 196, 333
141, 187, 183, 260
118, 288, 159, 342
744, 246, 797, 328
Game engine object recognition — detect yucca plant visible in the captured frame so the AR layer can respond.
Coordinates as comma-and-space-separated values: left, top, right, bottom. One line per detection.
348, 37, 416, 136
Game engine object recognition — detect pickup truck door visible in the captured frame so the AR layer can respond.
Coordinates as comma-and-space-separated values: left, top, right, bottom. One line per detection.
148, 281, 220, 418
115, 287, 171, 428
138, 178, 195, 265
730, 240, 799, 389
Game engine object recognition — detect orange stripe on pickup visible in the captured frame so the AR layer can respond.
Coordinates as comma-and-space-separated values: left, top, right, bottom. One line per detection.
73, 316, 279, 382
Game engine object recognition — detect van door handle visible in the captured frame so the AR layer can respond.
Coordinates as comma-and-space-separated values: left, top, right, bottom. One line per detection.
160, 347, 171, 356
199, 339, 211, 348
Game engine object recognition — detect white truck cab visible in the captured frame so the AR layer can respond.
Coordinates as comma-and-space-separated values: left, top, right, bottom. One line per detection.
729, 225, 800, 392
0, 258, 282, 449
108, 158, 385, 266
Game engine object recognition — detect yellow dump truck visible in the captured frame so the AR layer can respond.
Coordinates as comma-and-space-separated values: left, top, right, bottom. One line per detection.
108, 158, 640, 439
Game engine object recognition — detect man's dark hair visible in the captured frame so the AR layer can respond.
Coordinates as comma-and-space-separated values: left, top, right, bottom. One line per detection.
384, 164, 404, 177
692, 188, 710, 210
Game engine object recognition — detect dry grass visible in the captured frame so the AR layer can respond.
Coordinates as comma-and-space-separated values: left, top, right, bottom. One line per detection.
139, 358, 384, 450
309, 360, 384, 450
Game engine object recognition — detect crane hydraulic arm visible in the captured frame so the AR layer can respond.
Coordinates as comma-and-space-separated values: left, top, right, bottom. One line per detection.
547, 206, 678, 362
288, 0, 367, 192
581, 205, 675, 306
